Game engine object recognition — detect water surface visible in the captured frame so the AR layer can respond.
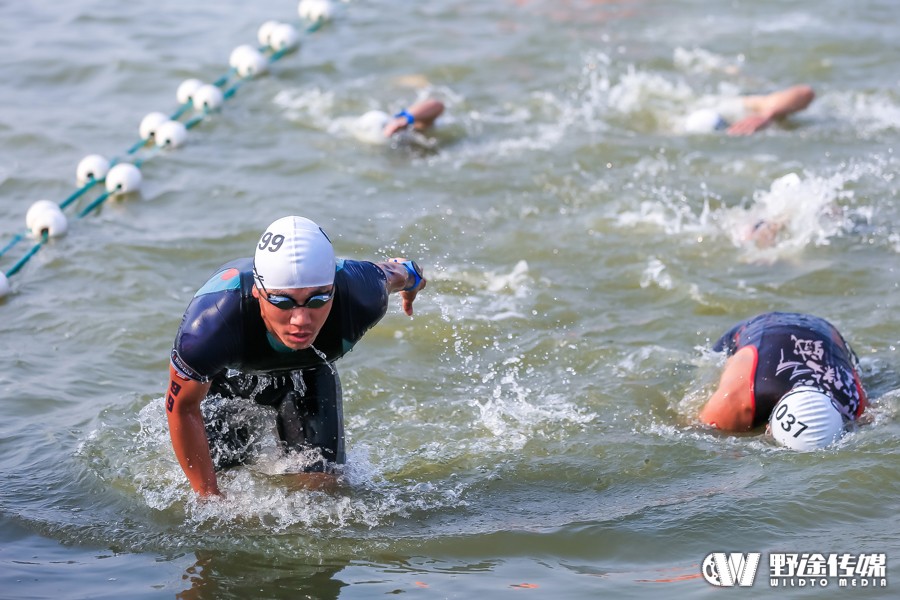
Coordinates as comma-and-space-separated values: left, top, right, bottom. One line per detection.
1, 0, 898, 598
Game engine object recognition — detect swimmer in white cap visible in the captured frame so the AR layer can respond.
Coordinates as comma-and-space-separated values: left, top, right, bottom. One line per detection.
684, 84, 815, 136
699, 312, 868, 451
768, 386, 846, 451
165, 216, 427, 496
351, 98, 445, 145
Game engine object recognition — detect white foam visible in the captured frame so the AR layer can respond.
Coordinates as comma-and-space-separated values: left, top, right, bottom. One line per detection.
109, 397, 474, 532
639, 256, 674, 290
721, 171, 853, 261
467, 376, 596, 454
821, 90, 900, 136
432, 261, 535, 325
613, 155, 895, 263
272, 87, 336, 129
607, 67, 694, 117
754, 11, 825, 33
673, 46, 743, 75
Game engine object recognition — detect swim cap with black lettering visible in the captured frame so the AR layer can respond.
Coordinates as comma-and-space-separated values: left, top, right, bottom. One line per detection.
769, 386, 845, 451
253, 216, 335, 290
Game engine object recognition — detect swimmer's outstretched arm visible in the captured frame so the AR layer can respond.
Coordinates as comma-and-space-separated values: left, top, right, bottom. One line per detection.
165, 364, 220, 497
377, 257, 427, 316
728, 85, 815, 136
382, 99, 445, 137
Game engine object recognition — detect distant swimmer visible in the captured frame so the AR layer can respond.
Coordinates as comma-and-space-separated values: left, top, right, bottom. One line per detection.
699, 312, 868, 451
164, 216, 427, 497
725, 172, 846, 252
350, 98, 445, 145
684, 84, 815, 136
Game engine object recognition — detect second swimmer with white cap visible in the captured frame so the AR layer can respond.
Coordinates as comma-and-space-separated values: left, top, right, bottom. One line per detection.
683, 84, 815, 136
698, 312, 868, 451
350, 98, 445, 145
164, 216, 427, 497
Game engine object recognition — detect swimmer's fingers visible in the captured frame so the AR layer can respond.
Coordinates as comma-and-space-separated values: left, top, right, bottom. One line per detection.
400, 278, 425, 316
382, 117, 408, 138
197, 489, 226, 501
727, 114, 771, 136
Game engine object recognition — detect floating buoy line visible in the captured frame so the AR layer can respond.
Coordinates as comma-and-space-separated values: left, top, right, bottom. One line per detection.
0, 0, 342, 299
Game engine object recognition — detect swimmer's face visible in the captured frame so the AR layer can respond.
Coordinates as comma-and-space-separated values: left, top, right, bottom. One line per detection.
252, 284, 334, 350
745, 220, 783, 248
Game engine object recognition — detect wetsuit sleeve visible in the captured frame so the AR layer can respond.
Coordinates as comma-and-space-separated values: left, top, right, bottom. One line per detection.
712, 321, 744, 355
171, 267, 246, 382
334, 260, 389, 343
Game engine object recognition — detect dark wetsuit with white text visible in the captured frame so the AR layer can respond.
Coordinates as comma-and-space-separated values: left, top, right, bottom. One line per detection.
170, 257, 388, 470
713, 312, 867, 427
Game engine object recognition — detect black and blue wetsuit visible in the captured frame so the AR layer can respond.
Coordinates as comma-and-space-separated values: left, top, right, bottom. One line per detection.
170, 257, 389, 470
713, 312, 867, 427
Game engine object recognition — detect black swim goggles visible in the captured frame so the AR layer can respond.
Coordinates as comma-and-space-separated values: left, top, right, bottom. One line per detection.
254, 267, 333, 310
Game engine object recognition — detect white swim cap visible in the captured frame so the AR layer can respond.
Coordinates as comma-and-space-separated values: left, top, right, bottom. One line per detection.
769, 386, 845, 451
253, 216, 335, 290
351, 110, 390, 145
684, 109, 728, 134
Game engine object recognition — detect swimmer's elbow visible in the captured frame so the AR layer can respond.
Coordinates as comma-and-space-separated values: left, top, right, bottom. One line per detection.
699, 403, 753, 432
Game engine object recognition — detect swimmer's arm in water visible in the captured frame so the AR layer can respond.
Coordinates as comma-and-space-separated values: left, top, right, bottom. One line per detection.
382, 99, 445, 137
165, 363, 220, 497
376, 257, 427, 316
698, 347, 757, 431
728, 85, 815, 136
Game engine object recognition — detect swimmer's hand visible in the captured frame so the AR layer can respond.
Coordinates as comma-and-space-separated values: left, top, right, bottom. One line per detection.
727, 113, 773, 136
385, 257, 426, 316
195, 488, 226, 503
400, 284, 423, 316
382, 116, 410, 138
197, 484, 224, 499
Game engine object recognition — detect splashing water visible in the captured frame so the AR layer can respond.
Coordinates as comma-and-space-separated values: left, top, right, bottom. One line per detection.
308, 345, 335, 374
721, 169, 863, 262
673, 46, 744, 76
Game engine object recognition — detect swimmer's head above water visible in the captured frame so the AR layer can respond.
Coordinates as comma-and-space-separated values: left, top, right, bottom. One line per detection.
253, 215, 336, 290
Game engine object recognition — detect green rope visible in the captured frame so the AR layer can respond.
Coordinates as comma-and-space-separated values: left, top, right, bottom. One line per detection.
5, 231, 49, 278
59, 177, 100, 210
170, 102, 192, 120
0, 233, 26, 259
76, 190, 114, 219
306, 18, 326, 34
213, 68, 237, 88
223, 81, 243, 100
3, 14, 328, 283
184, 114, 206, 130
126, 137, 149, 154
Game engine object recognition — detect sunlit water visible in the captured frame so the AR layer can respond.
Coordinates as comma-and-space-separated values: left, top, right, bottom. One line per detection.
1, 0, 898, 598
